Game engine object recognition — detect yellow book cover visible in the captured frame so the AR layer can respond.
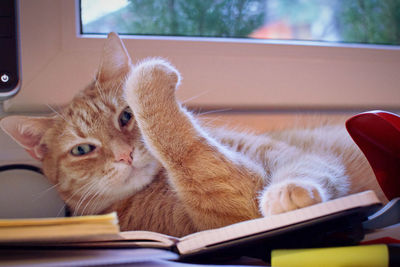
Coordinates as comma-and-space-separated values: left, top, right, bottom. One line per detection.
0, 212, 119, 243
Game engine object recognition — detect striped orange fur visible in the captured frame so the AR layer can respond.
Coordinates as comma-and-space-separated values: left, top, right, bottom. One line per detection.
0, 33, 386, 237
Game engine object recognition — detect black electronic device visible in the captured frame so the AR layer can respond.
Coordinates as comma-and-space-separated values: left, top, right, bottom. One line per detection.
0, 0, 21, 100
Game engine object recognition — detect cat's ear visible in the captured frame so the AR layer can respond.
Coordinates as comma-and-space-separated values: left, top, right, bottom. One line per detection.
96, 32, 132, 83
0, 116, 54, 161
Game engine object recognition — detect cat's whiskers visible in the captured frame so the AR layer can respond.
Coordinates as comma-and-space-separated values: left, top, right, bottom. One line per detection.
56, 203, 67, 217
71, 180, 99, 216
197, 108, 233, 116
31, 182, 60, 201
199, 116, 225, 128
46, 104, 69, 125
74, 181, 100, 216
82, 173, 113, 204
83, 183, 109, 215
91, 187, 107, 217
56, 179, 99, 217
80, 185, 102, 215
62, 177, 95, 204
181, 89, 212, 104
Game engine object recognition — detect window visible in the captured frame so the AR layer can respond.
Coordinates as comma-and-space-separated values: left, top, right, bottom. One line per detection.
81, 0, 400, 46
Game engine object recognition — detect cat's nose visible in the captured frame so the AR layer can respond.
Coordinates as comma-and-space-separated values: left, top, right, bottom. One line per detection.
116, 151, 133, 165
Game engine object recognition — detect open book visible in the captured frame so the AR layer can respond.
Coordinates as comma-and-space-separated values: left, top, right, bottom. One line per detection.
0, 191, 381, 262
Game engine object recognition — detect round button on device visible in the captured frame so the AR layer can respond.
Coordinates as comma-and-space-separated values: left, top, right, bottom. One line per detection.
1, 74, 10, 83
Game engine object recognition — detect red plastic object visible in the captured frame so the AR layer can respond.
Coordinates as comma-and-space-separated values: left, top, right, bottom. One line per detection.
346, 110, 400, 200
361, 237, 400, 245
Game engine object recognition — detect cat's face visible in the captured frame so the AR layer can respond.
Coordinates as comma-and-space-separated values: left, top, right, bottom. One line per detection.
41, 81, 160, 215
0, 33, 160, 215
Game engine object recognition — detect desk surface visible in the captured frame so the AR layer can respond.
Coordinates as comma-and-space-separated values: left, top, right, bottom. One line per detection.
0, 248, 268, 267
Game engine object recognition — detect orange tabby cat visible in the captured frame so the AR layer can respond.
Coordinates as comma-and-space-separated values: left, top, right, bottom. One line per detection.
0, 33, 385, 237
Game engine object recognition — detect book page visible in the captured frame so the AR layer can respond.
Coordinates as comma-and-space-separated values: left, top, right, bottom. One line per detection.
49, 231, 178, 249
60, 240, 175, 249
177, 190, 380, 255
116, 230, 178, 247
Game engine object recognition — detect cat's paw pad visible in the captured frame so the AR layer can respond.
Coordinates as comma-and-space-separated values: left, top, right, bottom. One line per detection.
260, 181, 324, 216
135, 59, 180, 92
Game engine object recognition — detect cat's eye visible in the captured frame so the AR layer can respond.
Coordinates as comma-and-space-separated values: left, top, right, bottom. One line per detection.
71, 144, 96, 156
119, 107, 133, 128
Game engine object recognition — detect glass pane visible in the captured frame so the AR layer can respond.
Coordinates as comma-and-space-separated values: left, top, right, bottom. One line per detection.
80, 0, 400, 46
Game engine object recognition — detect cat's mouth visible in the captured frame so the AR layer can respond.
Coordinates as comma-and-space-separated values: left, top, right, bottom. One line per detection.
125, 163, 156, 193
123, 166, 138, 184
122, 163, 152, 184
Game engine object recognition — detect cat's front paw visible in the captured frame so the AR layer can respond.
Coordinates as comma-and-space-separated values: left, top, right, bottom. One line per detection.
259, 181, 324, 216
127, 58, 181, 100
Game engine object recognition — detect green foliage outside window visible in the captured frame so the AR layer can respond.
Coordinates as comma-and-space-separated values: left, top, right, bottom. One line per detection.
336, 0, 400, 45
82, 0, 400, 45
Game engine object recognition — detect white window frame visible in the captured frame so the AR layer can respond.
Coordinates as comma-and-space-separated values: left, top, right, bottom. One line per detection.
7, 0, 400, 113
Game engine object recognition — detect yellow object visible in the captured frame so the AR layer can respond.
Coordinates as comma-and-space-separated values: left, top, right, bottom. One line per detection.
0, 212, 120, 242
0, 212, 118, 227
271, 244, 389, 267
